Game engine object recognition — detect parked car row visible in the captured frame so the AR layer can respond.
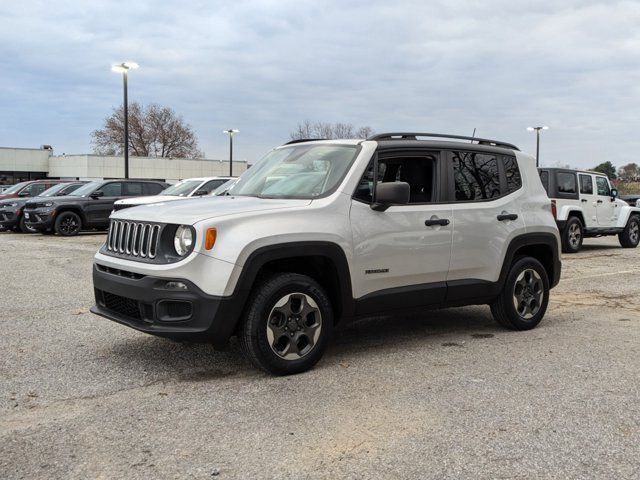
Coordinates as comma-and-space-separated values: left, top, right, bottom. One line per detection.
0, 177, 235, 236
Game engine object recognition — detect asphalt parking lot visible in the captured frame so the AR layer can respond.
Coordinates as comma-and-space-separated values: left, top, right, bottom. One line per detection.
1, 232, 638, 480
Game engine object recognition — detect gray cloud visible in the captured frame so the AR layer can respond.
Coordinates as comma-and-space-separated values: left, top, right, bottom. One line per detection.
1, 0, 639, 167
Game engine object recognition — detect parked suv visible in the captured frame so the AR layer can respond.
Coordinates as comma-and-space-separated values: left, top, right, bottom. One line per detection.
538, 168, 640, 253
91, 133, 561, 375
0, 182, 86, 233
25, 179, 169, 236
113, 176, 235, 212
0, 179, 65, 201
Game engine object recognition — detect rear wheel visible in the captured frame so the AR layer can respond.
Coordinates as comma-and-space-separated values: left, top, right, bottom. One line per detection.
491, 256, 550, 330
561, 216, 583, 253
619, 215, 640, 248
54, 211, 82, 236
239, 273, 333, 375
18, 216, 37, 233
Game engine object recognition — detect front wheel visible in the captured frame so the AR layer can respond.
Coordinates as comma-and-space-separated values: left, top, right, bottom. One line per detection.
491, 256, 550, 330
18, 215, 37, 233
239, 273, 333, 375
561, 217, 583, 253
619, 215, 640, 248
54, 211, 82, 236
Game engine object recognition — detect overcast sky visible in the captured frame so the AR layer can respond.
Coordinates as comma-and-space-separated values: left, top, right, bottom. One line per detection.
1, 0, 639, 168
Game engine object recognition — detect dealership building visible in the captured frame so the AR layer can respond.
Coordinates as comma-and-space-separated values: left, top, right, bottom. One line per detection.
0, 146, 248, 185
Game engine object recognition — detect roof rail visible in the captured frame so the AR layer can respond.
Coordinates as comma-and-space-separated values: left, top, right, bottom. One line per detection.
367, 132, 519, 151
284, 138, 327, 145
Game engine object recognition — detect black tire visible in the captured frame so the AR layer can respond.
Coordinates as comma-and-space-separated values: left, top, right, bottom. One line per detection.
561, 216, 583, 253
490, 256, 550, 331
619, 215, 640, 248
54, 211, 82, 236
18, 215, 37, 234
239, 273, 333, 375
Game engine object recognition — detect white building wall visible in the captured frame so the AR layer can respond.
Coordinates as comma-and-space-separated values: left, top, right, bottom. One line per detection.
0, 147, 51, 173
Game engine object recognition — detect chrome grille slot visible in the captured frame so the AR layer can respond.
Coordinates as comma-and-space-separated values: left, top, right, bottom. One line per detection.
105, 220, 162, 261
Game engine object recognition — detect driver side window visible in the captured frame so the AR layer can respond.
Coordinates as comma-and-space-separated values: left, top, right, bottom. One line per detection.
98, 182, 122, 196
595, 177, 610, 196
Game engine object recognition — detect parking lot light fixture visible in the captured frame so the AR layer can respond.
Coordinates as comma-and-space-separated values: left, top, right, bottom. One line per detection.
527, 126, 549, 167
223, 129, 240, 177
112, 62, 139, 178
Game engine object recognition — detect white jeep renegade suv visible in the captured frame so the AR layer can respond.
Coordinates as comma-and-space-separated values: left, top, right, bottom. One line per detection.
91, 133, 561, 375
538, 168, 640, 253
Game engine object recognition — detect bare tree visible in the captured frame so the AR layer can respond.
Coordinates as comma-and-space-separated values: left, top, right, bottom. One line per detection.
290, 121, 374, 140
91, 102, 204, 158
618, 163, 640, 182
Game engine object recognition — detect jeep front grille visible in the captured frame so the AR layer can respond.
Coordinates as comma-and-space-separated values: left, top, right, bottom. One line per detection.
106, 220, 161, 259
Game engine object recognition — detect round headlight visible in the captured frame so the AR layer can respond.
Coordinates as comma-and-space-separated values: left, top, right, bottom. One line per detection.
174, 225, 194, 256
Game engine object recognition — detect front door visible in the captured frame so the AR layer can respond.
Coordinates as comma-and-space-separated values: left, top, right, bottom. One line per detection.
595, 176, 617, 227
86, 182, 124, 225
349, 151, 452, 314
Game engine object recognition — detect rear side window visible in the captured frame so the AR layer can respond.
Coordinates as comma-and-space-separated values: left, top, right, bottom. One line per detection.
143, 183, 165, 195
452, 152, 501, 201
503, 156, 522, 194
123, 182, 143, 196
579, 174, 593, 194
539, 171, 549, 193
557, 173, 576, 194
596, 177, 610, 196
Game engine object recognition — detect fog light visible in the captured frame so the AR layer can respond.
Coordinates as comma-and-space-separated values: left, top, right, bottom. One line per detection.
164, 281, 189, 291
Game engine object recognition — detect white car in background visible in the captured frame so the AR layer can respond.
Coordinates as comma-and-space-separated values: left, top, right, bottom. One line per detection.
112, 177, 235, 213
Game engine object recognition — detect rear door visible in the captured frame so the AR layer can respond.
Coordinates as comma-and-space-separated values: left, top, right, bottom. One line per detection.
446, 150, 527, 291
578, 174, 597, 227
349, 149, 452, 312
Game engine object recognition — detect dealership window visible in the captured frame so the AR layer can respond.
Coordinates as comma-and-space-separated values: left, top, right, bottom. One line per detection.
452, 152, 501, 201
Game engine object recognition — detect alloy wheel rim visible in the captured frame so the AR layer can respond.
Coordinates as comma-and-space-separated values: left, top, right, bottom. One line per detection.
266, 293, 322, 360
568, 223, 581, 248
630, 221, 639, 243
61, 217, 79, 234
512, 269, 544, 319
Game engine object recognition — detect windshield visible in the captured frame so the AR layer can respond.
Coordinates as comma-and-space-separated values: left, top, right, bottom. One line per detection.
69, 181, 102, 197
160, 180, 203, 197
2, 182, 29, 194
228, 144, 359, 199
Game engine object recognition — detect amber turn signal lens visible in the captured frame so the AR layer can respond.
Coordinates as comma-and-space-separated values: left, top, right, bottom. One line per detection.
205, 228, 217, 250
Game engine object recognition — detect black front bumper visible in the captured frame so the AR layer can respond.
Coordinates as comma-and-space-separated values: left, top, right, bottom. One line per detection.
23, 209, 55, 230
91, 263, 239, 348
0, 210, 19, 230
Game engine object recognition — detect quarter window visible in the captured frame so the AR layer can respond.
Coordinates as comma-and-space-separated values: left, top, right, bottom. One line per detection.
503, 156, 522, 194
557, 173, 576, 194
452, 152, 501, 201
579, 174, 593, 195
595, 176, 611, 196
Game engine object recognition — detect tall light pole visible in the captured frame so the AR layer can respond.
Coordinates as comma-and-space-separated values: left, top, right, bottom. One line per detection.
527, 125, 549, 167
112, 62, 139, 178
223, 129, 239, 176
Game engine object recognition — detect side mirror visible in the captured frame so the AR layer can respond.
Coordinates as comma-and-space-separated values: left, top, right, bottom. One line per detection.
610, 188, 618, 199
18, 191, 30, 197
371, 182, 410, 211
193, 189, 208, 197
90, 191, 104, 199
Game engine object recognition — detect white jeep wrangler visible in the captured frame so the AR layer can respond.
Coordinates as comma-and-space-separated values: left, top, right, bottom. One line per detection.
538, 168, 640, 253
91, 133, 561, 375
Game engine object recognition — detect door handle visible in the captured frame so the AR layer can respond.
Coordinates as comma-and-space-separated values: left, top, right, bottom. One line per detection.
425, 218, 450, 227
497, 213, 518, 221
597, 200, 603, 204
581, 199, 587, 203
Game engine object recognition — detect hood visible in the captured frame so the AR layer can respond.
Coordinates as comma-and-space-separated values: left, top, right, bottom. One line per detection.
116, 195, 182, 206
0, 197, 28, 207
0, 193, 19, 201
111, 195, 312, 225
